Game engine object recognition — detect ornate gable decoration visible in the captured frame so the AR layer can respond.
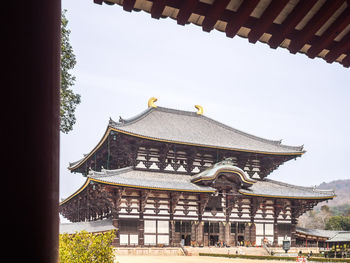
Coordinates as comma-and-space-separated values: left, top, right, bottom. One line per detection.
191, 158, 256, 190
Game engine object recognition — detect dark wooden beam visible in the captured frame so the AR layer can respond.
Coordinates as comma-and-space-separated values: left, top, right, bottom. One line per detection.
289, 0, 345, 54
248, 0, 289, 44
225, 0, 259, 38
268, 0, 318, 49
307, 7, 350, 58
342, 53, 350, 67
325, 32, 350, 63
123, 0, 136, 12
151, 0, 166, 19
177, 0, 199, 25
202, 0, 230, 32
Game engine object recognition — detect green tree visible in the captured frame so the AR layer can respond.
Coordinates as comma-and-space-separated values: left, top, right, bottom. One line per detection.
61, 10, 81, 133
325, 216, 350, 231
59, 230, 116, 263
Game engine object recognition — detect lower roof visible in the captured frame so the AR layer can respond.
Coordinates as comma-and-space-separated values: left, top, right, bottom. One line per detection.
296, 227, 340, 239
60, 165, 335, 206
296, 227, 350, 242
239, 179, 335, 199
89, 167, 216, 193
60, 219, 115, 234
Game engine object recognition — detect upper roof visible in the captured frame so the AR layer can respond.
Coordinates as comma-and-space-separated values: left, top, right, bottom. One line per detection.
69, 105, 304, 171
109, 106, 304, 155
95, 0, 350, 68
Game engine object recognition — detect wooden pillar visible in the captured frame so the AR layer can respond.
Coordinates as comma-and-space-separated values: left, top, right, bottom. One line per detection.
139, 215, 144, 246
112, 214, 120, 246
291, 218, 297, 247
219, 222, 225, 242
191, 221, 196, 243
273, 214, 279, 246
5, 1, 61, 262
225, 222, 231, 245
250, 223, 256, 245
169, 220, 174, 246
235, 222, 238, 246
196, 222, 204, 246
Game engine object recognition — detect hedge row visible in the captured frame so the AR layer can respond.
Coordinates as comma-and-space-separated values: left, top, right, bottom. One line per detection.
198, 252, 350, 263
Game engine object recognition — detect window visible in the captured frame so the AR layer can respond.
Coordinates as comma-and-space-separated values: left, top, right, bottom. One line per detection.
144, 220, 169, 246
175, 221, 181, 232
238, 223, 245, 233
204, 222, 219, 233
119, 220, 138, 233
144, 220, 156, 233
175, 221, 191, 233
231, 223, 236, 233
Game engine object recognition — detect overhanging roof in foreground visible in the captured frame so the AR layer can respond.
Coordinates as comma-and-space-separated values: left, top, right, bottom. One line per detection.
94, 0, 350, 68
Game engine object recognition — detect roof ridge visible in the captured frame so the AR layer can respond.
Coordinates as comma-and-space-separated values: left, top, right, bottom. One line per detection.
109, 107, 154, 127
88, 166, 133, 178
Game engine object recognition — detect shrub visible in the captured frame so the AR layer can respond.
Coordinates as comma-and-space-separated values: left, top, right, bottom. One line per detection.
199, 253, 350, 262
59, 230, 116, 263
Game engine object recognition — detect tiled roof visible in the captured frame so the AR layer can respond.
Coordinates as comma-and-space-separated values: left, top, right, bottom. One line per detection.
60, 219, 115, 234
88, 167, 216, 193
326, 232, 350, 242
239, 179, 335, 199
296, 227, 340, 238
110, 106, 304, 155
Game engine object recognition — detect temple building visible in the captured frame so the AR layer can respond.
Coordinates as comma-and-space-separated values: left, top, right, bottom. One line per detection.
60, 98, 335, 247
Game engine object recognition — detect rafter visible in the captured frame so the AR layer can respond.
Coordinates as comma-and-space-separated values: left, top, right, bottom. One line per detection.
248, 0, 289, 44
342, 53, 350, 67
202, 0, 230, 33
289, 0, 345, 54
268, 0, 318, 49
123, 0, 136, 12
307, 7, 350, 58
325, 33, 350, 63
176, 0, 198, 26
151, 0, 166, 19
225, 0, 259, 38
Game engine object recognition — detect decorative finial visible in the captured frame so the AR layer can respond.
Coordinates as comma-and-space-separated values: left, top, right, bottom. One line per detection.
148, 97, 158, 108
195, 105, 203, 115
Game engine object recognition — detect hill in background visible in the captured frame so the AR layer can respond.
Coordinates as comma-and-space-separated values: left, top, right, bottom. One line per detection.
317, 179, 350, 215
298, 179, 350, 229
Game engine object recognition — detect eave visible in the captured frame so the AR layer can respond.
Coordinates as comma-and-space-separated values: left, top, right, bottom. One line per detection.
93, 0, 350, 68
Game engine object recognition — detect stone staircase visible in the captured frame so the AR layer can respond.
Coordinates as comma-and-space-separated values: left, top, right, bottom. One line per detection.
186, 246, 269, 256
114, 247, 184, 256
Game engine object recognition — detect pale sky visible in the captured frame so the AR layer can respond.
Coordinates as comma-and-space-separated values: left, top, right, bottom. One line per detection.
60, 0, 350, 202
